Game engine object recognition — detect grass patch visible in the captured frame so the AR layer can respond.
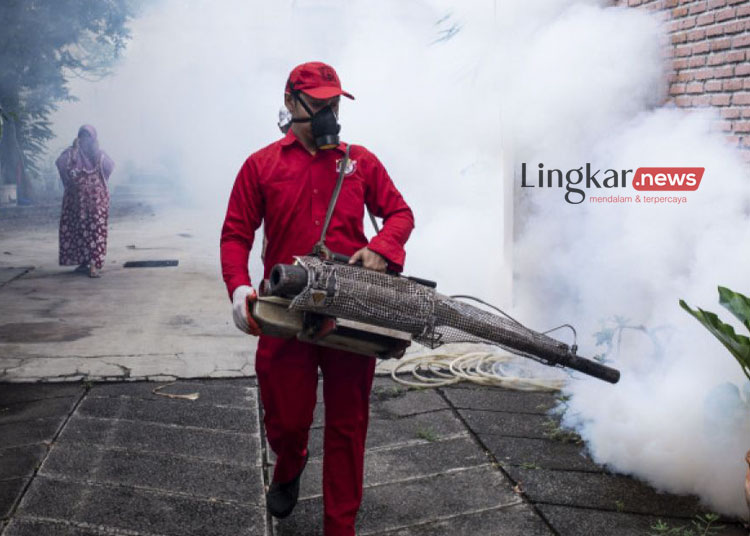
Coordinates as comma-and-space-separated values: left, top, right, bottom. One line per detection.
415, 427, 438, 442
542, 419, 583, 445
648, 513, 724, 536
372, 385, 407, 401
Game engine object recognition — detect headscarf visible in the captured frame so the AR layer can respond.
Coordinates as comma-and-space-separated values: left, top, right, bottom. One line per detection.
57, 125, 114, 180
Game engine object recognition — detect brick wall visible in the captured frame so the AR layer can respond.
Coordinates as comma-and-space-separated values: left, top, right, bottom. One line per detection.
617, 0, 750, 161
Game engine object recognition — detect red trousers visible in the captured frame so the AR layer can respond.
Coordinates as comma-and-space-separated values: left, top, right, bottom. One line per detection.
255, 335, 375, 536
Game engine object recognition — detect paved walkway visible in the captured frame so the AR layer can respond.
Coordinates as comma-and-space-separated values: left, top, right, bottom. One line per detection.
1, 378, 746, 536
0, 208, 257, 381
2, 208, 748, 534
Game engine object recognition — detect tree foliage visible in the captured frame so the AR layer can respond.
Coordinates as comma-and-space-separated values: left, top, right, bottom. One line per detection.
0, 0, 142, 182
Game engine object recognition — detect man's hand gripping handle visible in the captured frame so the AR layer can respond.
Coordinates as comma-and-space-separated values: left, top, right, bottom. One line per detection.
232, 285, 262, 336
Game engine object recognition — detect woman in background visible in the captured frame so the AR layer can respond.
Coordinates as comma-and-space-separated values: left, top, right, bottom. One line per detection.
56, 125, 114, 278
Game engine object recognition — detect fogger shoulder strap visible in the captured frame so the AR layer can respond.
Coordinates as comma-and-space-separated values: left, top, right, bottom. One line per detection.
318, 143, 350, 246
315, 144, 381, 256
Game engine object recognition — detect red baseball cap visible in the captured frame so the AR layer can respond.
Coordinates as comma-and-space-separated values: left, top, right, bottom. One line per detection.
285, 61, 355, 100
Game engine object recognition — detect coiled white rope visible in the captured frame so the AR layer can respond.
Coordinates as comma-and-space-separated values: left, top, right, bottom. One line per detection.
390, 349, 567, 392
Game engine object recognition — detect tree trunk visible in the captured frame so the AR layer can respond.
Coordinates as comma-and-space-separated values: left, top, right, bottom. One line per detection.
0, 117, 24, 186
0, 117, 32, 205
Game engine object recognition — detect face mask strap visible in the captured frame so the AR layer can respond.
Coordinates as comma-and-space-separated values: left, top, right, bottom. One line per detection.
288, 82, 314, 123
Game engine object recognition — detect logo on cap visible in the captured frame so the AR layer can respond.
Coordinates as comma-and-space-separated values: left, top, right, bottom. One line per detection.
319, 66, 336, 82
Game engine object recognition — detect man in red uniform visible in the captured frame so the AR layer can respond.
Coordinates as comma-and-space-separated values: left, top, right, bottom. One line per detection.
220, 61, 414, 536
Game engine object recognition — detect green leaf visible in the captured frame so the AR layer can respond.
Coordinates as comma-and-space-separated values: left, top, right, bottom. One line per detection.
679, 299, 750, 381
718, 286, 750, 332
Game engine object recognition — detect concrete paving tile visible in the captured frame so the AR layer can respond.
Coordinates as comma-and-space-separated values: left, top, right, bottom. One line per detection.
187, 377, 258, 387
276, 466, 521, 535
481, 435, 601, 472
16, 475, 266, 536
371, 389, 449, 419
305, 410, 467, 457
4, 518, 107, 536
89, 380, 258, 408
311, 388, 449, 428
371, 376, 404, 389
507, 468, 702, 518
311, 403, 324, 428
537, 504, 748, 536
308, 379, 446, 428
365, 409, 467, 448
0, 444, 46, 480
59, 415, 260, 466
458, 409, 554, 439
442, 386, 558, 414
0, 478, 26, 519
296, 436, 488, 499
77, 395, 256, 432
273, 501, 323, 536
41, 442, 263, 503
0, 383, 84, 405
369, 503, 554, 536
0, 418, 63, 449
0, 397, 78, 425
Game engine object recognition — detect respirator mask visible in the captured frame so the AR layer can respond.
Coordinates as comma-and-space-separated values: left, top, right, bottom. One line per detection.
290, 90, 341, 150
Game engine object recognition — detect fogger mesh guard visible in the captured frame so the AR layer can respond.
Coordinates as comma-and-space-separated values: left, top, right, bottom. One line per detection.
288, 256, 571, 366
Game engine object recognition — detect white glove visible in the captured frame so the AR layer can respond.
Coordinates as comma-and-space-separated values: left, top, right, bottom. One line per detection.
232, 285, 261, 335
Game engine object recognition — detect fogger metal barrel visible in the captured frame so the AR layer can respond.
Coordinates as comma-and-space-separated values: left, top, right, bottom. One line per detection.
269, 263, 309, 298
269, 257, 620, 384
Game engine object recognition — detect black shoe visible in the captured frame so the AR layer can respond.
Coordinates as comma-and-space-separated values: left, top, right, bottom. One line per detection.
266, 452, 308, 519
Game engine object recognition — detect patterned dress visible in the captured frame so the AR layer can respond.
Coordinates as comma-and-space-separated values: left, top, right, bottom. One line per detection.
57, 137, 113, 270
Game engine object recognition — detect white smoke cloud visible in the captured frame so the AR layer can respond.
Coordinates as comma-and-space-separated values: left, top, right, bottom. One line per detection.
49, 0, 750, 518
51, 0, 512, 300
499, 0, 750, 521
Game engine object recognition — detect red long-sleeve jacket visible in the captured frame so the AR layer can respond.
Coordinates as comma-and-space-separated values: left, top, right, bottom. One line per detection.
220, 130, 414, 298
